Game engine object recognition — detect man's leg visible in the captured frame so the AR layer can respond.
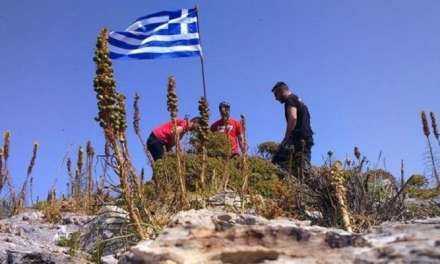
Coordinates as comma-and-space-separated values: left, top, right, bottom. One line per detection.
147, 133, 165, 161
293, 141, 312, 179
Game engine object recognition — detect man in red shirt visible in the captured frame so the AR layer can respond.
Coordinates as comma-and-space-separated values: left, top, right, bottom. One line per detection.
210, 102, 245, 157
147, 117, 200, 160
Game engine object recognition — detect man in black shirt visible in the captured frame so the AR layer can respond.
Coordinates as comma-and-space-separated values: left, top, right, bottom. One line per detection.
271, 81, 314, 171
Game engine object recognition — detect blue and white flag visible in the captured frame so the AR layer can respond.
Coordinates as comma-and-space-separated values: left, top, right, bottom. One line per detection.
109, 8, 202, 60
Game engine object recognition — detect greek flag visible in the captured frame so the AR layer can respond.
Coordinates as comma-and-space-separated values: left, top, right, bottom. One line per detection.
109, 8, 202, 60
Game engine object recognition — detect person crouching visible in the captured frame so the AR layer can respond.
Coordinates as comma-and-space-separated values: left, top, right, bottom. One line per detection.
147, 117, 200, 161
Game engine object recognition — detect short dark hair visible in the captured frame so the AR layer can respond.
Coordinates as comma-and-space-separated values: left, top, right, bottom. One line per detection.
219, 101, 230, 109
190, 117, 201, 124
272, 81, 288, 92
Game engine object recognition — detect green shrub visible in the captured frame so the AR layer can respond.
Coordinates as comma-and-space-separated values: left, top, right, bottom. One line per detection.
57, 231, 81, 256
188, 132, 231, 158
257, 141, 279, 160
407, 174, 428, 188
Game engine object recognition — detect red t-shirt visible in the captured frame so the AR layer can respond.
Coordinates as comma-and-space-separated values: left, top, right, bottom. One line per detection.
210, 118, 243, 154
153, 119, 189, 148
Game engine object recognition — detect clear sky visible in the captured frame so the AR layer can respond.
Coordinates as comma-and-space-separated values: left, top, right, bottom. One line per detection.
1, 0, 439, 200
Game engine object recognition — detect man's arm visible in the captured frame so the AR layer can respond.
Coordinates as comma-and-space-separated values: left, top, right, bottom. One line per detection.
284, 106, 297, 142
235, 121, 246, 154
169, 126, 185, 147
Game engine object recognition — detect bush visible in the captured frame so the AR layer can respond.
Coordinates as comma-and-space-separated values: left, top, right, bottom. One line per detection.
257, 141, 279, 160
153, 154, 282, 197
188, 132, 231, 158
57, 231, 81, 256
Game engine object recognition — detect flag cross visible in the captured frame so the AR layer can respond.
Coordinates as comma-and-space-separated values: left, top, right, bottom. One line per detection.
170, 9, 192, 35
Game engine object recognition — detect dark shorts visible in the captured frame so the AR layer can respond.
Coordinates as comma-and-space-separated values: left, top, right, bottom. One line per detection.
147, 133, 166, 161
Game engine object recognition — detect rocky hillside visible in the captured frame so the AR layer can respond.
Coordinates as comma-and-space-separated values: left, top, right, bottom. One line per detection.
0, 207, 439, 263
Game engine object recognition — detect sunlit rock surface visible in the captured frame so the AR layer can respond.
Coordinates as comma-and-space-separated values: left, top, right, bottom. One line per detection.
119, 209, 440, 263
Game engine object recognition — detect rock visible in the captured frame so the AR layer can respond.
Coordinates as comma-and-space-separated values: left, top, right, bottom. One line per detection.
431, 195, 440, 207
61, 213, 93, 226
0, 209, 89, 263
80, 205, 131, 256
207, 189, 243, 209
53, 225, 68, 242
119, 209, 361, 263
101, 254, 119, 264
305, 210, 323, 221
325, 231, 369, 248
6, 249, 80, 264
119, 209, 440, 264
355, 217, 440, 263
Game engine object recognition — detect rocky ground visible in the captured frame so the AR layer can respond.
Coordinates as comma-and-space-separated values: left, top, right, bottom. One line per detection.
119, 209, 440, 264
0, 209, 92, 263
0, 206, 439, 263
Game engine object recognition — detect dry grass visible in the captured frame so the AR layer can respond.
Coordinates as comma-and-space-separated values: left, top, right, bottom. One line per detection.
0, 132, 41, 215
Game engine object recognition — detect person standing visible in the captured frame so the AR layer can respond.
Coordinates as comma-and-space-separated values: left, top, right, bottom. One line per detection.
147, 117, 200, 160
210, 101, 245, 157
271, 82, 314, 169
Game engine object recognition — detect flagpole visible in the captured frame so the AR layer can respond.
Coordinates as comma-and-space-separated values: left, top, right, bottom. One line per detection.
196, 5, 208, 99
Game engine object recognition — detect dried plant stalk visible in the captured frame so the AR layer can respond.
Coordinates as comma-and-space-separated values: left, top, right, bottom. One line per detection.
66, 158, 73, 197
167, 77, 178, 120
3, 131, 10, 163
330, 162, 352, 232
28, 142, 38, 205
133, 93, 155, 167
421, 111, 439, 187
93, 28, 146, 239
354, 146, 361, 161
430, 112, 439, 145
421, 111, 430, 137
198, 96, 210, 188
2, 131, 16, 209
15, 142, 39, 214
86, 141, 95, 210
0, 148, 4, 192
241, 115, 250, 194
400, 160, 405, 188
167, 76, 187, 206
73, 147, 84, 199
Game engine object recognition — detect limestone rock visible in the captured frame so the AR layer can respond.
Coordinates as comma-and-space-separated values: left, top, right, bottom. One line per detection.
80, 205, 131, 257
0, 209, 88, 263
207, 189, 243, 209
119, 209, 440, 264
119, 209, 364, 263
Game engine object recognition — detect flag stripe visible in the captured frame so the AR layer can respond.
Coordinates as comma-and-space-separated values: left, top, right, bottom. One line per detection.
109, 44, 201, 55
108, 37, 200, 49
109, 31, 199, 46
129, 13, 197, 34
126, 16, 169, 31
134, 8, 196, 23
110, 50, 200, 60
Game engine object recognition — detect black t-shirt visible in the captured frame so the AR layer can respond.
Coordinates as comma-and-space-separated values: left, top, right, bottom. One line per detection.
284, 94, 314, 142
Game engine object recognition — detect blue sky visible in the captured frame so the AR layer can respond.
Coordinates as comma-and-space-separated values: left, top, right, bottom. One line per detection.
1, 0, 439, 200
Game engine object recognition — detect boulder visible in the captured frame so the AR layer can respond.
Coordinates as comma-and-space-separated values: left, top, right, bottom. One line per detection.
119, 209, 440, 264
118, 209, 366, 263
80, 205, 131, 259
